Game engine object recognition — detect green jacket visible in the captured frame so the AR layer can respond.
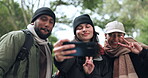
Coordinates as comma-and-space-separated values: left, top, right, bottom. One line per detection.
0, 30, 42, 78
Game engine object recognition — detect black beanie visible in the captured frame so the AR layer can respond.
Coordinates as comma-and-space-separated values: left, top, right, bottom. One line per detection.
31, 7, 56, 23
73, 14, 94, 35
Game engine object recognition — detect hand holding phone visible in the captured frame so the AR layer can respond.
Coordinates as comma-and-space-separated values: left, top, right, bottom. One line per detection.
63, 42, 98, 57
54, 39, 76, 62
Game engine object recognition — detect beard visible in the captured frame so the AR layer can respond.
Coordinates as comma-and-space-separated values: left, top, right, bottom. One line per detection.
34, 27, 51, 39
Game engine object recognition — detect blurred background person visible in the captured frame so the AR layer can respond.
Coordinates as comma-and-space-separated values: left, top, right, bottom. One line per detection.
104, 21, 148, 78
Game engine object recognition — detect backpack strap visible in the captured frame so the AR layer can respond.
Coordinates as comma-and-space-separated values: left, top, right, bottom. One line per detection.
13, 29, 33, 78
17, 29, 33, 60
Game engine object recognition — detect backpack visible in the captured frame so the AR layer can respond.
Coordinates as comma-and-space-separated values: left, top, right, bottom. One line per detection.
12, 29, 34, 78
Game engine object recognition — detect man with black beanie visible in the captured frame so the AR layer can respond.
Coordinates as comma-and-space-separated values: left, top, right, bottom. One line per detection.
31, 7, 56, 24
0, 7, 56, 78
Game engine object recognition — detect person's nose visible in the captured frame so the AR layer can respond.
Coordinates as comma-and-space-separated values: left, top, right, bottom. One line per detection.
45, 22, 50, 27
113, 35, 119, 41
114, 37, 118, 42
44, 22, 54, 31
82, 27, 86, 31
45, 22, 54, 29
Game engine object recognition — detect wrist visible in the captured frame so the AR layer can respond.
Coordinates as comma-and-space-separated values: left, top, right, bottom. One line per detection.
55, 56, 64, 62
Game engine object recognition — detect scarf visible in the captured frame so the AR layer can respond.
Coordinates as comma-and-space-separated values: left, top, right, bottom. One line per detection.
104, 40, 138, 78
27, 24, 52, 78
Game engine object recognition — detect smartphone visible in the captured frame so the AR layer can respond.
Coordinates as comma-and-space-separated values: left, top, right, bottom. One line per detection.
63, 42, 98, 57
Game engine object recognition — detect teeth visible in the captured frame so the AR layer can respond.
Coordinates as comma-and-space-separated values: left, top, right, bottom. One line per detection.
114, 42, 118, 44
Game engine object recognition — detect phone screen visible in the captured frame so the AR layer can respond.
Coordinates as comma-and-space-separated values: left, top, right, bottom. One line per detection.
63, 42, 98, 57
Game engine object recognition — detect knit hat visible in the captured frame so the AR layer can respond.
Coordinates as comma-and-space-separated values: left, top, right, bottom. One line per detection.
73, 14, 94, 35
105, 21, 125, 34
31, 7, 56, 23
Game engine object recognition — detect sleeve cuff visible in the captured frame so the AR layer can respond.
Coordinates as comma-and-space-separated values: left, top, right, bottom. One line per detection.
54, 57, 64, 68
85, 68, 96, 78
139, 48, 148, 59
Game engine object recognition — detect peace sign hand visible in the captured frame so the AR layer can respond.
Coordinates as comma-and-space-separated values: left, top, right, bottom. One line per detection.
118, 37, 143, 54
83, 57, 94, 74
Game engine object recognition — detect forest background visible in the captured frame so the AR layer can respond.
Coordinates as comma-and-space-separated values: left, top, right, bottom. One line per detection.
0, 0, 148, 73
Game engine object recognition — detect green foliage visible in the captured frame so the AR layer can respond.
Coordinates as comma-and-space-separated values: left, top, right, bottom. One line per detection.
103, 0, 121, 14
95, 0, 148, 45
0, 0, 58, 42
135, 12, 148, 45
0, 0, 27, 36
118, 17, 136, 36
48, 35, 58, 44
94, 15, 117, 28
0, 5, 12, 36
82, 0, 103, 11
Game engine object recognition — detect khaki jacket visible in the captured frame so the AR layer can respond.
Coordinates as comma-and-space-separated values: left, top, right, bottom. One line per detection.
0, 30, 41, 78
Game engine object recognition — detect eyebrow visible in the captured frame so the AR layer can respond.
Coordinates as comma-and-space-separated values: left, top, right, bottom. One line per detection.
40, 15, 54, 21
50, 18, 54, 21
